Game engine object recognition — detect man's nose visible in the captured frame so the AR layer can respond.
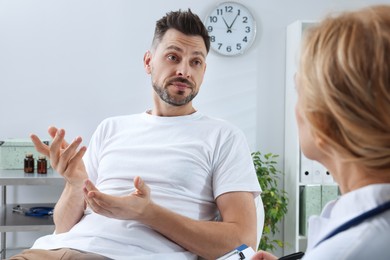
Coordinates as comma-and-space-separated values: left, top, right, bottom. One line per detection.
176, 63, 191, 78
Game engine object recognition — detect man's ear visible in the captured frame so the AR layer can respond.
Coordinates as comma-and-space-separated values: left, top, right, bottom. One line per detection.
144, 51, 152, 74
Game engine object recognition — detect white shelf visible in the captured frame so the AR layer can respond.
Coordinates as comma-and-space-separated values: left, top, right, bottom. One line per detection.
0, 169, 64, 259
0, 203, 56, 232
0, 169, 63, 186
298, 183, 338, 187
298, 236, 307, 252
283, 20, 317, 256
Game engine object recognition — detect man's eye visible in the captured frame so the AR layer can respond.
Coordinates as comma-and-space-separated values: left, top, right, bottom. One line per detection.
168, 55, 178, 62
192, 60, 202, 66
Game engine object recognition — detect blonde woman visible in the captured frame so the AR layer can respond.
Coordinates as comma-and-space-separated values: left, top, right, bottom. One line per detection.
253, 4, 390, 260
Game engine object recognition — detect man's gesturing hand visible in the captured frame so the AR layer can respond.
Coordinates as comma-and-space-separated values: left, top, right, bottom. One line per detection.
30, 126, 88, 187
83, 176, 153, 221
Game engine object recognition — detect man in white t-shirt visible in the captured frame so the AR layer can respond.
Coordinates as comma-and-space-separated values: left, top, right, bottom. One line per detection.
11, 9, 262, 260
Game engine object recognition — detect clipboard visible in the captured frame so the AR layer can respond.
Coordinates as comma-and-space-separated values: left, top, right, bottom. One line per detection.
216, 244, 255, 260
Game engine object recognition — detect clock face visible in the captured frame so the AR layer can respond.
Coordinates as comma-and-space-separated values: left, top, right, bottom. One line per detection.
205, 2, 256, 56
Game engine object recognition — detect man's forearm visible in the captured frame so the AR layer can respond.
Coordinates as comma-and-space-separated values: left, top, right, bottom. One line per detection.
53, 183, 85, 234
142, 203, 257, 260
141, 193, 257, 260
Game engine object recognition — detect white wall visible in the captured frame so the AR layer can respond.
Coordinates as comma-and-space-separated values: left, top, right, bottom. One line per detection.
1, 0, 389, 255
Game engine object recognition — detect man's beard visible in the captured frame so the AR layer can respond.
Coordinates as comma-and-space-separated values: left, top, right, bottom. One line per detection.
152, 78, 198, 106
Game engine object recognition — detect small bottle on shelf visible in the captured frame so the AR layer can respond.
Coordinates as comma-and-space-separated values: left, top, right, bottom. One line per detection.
37, 155, 48, 174
24, 154, 34, 173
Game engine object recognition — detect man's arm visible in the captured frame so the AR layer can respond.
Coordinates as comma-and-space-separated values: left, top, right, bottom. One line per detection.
145, 191, 258, 259
31, 127, 88, 233
84, 177, 258, 260
53, 182, 86, 233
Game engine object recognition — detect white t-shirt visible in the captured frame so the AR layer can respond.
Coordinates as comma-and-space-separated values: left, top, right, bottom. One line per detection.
303, 184, 390, 260
32, 111, 261, 260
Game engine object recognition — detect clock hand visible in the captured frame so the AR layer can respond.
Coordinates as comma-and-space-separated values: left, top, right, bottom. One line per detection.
228, 12, 240, 30
222, 17, 232, 33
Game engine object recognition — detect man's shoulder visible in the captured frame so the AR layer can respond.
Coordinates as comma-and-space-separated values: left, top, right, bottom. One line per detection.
100, 113, 143, 125
198, 114, 235, 127
198, 114, 242, 135
94, 113, 144, 135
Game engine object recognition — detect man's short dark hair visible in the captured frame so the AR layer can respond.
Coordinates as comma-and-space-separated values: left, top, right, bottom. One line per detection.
152, 9, 210, 53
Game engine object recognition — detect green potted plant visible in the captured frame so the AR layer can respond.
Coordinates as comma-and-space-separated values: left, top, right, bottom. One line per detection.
252, 151, 288, 251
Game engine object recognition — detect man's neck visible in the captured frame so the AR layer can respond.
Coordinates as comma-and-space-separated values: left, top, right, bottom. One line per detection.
149, 105, 196, 117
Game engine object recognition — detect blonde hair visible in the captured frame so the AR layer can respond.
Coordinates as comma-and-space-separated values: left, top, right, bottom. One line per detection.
298, 5, 390, 170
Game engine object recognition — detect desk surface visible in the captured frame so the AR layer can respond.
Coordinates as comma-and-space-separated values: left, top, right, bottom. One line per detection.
0, 169, 64, 186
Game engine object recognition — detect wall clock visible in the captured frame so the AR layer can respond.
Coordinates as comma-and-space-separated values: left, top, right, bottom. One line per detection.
204, 2, 256, 56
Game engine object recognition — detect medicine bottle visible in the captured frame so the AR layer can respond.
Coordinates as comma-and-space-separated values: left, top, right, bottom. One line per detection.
37, 156, 48, 174
24, 154, 34, 173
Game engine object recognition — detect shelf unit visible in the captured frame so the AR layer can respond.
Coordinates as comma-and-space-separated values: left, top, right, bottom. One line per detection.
0, 169, 64, 259
283, 20, 316, 255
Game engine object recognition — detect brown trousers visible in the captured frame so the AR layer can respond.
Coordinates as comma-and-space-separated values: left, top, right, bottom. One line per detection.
8, 248, 112, 260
